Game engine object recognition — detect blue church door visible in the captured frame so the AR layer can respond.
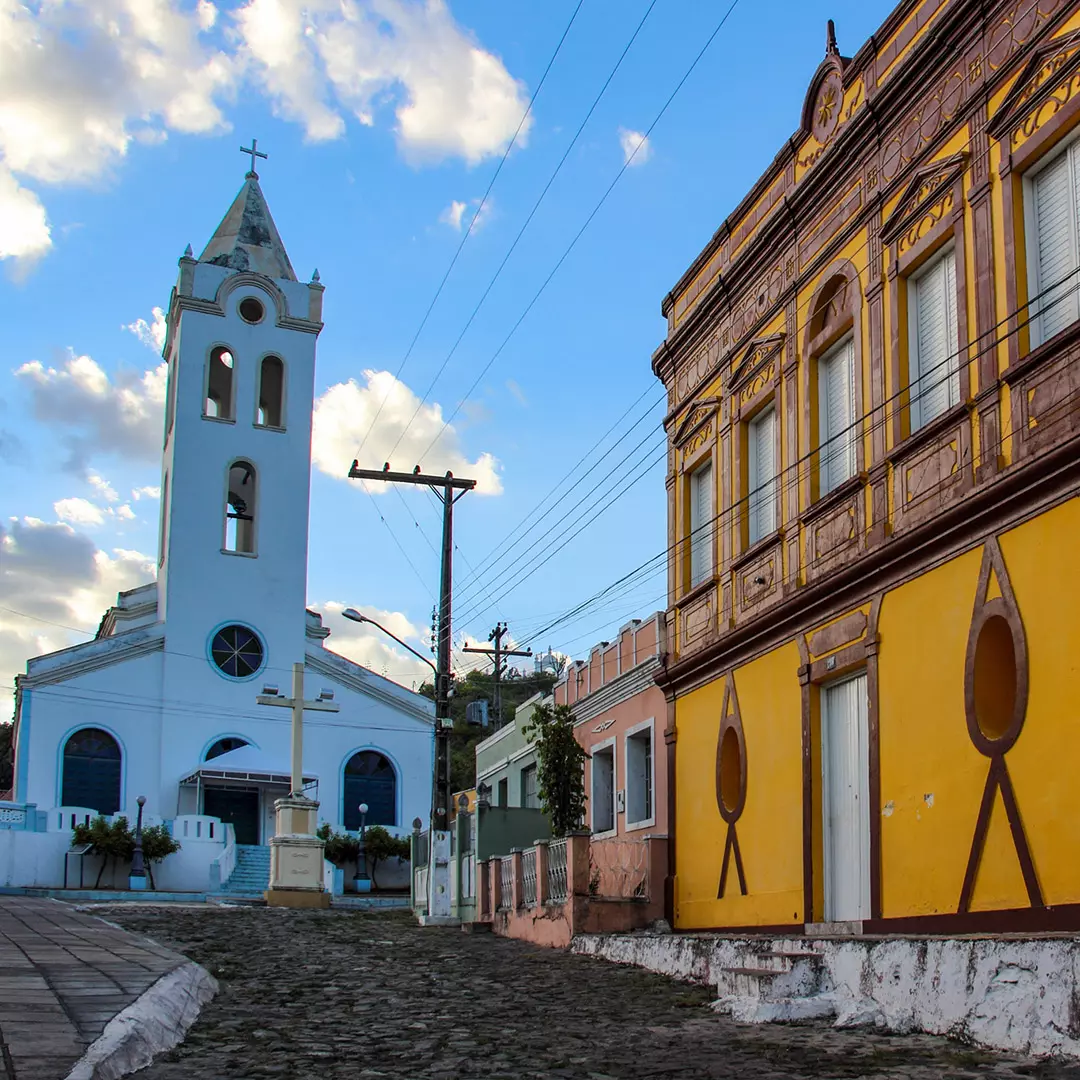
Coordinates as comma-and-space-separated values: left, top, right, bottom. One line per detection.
204, 786, 260, 845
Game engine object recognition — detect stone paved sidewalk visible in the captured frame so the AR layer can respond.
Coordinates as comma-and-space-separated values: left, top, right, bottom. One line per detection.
108, 906, 1080, 1080
0, 896, 189, 1080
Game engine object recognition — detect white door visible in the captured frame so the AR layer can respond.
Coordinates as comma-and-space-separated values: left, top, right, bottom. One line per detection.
821, 672, 870, 922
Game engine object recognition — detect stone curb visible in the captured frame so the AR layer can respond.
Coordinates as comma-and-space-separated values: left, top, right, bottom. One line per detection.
64, 961, 219, 1080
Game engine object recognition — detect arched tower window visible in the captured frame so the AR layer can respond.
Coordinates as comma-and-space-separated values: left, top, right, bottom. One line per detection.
225, 461, 257, 553
205, 347, 235, 420
343, 751, 396, 829
257, 356, 284, 428
61, 728, 121, 814
205, 736, 250, 761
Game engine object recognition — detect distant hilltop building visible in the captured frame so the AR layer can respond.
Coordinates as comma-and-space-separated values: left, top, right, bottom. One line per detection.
533, 647, 564, 677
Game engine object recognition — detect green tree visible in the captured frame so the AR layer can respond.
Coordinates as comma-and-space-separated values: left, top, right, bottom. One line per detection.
419, 668, 558, 792
0, 723, 12, 793
363, 825, 410, 889
524, 701, 588, 837
72, 816, 180, 889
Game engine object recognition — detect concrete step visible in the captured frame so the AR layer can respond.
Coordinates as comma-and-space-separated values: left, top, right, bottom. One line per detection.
717, 955, 825, 1002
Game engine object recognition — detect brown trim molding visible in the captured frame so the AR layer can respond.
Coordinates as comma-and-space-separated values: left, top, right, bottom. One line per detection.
715, 672, 748, 898
864, 903, 1080, 936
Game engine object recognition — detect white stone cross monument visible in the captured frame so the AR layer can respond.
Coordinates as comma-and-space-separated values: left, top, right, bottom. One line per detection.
256, 662, 340, 907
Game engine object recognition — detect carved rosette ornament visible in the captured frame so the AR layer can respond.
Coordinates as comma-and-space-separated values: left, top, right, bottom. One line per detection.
715, 672, 748, 898
958, 537, 1042, 913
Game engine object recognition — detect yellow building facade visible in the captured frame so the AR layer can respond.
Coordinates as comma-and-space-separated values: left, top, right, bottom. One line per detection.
655, 0, 1080, 933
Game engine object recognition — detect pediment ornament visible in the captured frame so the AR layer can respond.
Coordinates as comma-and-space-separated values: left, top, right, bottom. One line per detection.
881, 152, 967, 248
987, 29, 1080, 147
729, 334, 785, 396
673, 397, 721, 449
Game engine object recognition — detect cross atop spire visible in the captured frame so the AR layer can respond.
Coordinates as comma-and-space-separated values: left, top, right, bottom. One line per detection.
240, 138, 268, 179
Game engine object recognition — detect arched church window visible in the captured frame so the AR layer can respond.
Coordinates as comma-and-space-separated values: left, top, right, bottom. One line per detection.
257, 356, 284, 428
210, 625, 264, 678
225, 461, 256, 553
205, 736, 250, 760
61, 728, 121, 814
205, 346, 235, 420
344, 751, 396, 829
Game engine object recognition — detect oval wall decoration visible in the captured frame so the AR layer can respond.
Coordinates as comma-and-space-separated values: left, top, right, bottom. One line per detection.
958, 536, 1042, 913
715, 672, 748, 898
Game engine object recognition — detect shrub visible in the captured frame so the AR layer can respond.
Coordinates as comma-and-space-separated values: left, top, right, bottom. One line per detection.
72, 816, 180, 890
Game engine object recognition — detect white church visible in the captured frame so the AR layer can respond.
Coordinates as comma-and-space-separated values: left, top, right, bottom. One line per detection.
6, 161, 434, 893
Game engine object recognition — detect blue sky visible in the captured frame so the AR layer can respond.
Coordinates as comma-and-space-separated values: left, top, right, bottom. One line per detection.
0, 0, 888, 701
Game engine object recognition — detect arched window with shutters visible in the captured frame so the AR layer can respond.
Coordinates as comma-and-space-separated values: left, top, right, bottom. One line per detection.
61, 728, 122, 814
342, 751, 397, 829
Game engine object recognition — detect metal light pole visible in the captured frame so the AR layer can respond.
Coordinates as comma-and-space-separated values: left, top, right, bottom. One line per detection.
129, 795, 147, 892
354, 802, 370, 894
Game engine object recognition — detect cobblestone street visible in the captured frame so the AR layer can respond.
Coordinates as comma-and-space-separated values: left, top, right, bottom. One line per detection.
97, 906, 1080, 1080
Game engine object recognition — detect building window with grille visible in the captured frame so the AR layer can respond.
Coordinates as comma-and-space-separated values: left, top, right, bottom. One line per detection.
688, 459, 713, 588
817, 336, 856, 496
747, 406, 777, 545
908, 247, 959, 431
521, 764, 539, 809
625, 722, 653, 829
343, 751, 396, 829
1025, 135, 1080, 349
61, 728, 121, 814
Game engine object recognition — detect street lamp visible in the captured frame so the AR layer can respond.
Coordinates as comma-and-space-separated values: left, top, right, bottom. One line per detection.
129, 795, 147, 892
354, 802, 371, 894
342, 609, 437, 674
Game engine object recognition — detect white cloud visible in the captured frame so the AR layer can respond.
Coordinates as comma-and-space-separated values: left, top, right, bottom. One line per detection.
619, 127, 652, 167
313, 600, 491, 690
505, 379, 527, 406
235, 0, 530, 162
440, 200, 467, 231
124, 307, 168, 353
0, 166, 51, 263
0, 516, 155, 709
88, 474, 119, 503
312, 370, 502, 495
53, 498, 105, 527
439, 196, 492, 232
0, 0, 236, 266
132, 486, 161, 501
15, 351, 166, 473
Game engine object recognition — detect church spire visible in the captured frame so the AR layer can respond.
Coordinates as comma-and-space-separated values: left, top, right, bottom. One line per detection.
198, 165, 297, 282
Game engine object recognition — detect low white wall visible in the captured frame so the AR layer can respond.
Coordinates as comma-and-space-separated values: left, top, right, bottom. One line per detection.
574, 933, 1080, 1059
0, 830, 71, 887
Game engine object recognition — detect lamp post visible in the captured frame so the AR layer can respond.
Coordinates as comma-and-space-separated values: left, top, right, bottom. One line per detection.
354, 802, 371, 893
129, 795, 147, 892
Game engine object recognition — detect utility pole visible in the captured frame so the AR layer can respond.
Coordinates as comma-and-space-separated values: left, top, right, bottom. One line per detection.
463, 623, 532, 728
349, 462, 475, 924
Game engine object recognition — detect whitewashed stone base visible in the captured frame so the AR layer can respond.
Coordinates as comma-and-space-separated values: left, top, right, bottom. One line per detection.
573, 932, 1080, 1059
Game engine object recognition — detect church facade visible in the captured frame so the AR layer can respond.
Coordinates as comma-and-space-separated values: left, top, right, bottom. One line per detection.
10, 168, 434, 874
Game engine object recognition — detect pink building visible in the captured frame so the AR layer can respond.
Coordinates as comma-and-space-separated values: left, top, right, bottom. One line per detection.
556, 612, 670, 912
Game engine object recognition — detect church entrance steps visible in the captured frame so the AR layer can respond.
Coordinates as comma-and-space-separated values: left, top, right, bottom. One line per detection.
218, 844, 270, 896
573, 932, 1080, 1058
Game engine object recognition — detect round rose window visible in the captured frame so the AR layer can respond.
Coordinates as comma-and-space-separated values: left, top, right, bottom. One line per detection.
210, 624, 264, 678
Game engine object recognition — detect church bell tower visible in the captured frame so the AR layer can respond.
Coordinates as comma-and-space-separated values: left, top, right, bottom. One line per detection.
156, 148, 325, 681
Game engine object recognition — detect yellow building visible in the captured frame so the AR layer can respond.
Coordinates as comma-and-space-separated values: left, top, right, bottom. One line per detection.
655, 2, 1080, 933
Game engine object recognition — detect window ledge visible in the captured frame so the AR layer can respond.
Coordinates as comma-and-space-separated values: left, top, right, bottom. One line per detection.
625, 817, 656, 833
590, 828, 618, 841
679, 575, 717, 608
731, 527, 785, 574
800, 472, 866, 527
254, 423, 287, 433
1003, 318, 1080, 386
202, 415, 236, 424
886, 401, 970, 466
220, 549, 258, 559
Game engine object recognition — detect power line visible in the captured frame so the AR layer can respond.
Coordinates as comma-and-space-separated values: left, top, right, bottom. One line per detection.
414, 0, 742, 462
352, 0, 587, 463
517, 270, 1080, 650
386, 0, 661, 461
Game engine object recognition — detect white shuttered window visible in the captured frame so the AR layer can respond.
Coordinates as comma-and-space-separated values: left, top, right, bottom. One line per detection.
909, 248, 959, 430
689, 461, 713, 588
747, 407, 777, 545
818, 338, 856, 496
1027, 138, 1080, 348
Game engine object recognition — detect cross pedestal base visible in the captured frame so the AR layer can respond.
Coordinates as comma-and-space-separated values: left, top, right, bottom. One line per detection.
265, 796, 330, 909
